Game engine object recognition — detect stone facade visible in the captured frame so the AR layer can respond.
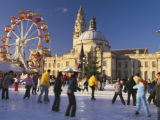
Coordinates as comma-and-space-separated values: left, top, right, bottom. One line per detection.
44, 6, 160, 81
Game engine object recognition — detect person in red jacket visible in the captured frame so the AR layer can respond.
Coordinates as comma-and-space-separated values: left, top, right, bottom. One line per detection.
14, 74, 20, 92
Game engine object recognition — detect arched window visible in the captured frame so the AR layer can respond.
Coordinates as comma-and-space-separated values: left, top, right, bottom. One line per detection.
144, 71, 148, 80
152, 71, 156, 79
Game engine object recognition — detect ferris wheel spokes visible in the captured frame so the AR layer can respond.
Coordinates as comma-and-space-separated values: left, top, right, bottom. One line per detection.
23, 23, 34, 39
25, 37, 39, 43
26, 30, 38, 40
21, 20, 24, 39
24, 20, 29, 36
12, 31, 20, 39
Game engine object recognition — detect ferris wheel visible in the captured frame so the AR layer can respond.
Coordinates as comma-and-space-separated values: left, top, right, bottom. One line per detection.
0, 10, 50, 70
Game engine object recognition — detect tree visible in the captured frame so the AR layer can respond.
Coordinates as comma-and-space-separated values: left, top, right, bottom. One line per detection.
85, 47, 100, 78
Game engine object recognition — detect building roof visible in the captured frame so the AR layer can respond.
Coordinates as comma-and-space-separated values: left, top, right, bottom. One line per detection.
78, 30, 107, 41
111, 48, 148, 55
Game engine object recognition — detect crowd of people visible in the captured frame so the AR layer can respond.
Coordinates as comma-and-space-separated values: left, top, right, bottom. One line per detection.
0, 69, 160, 119
112, 72, 160, 119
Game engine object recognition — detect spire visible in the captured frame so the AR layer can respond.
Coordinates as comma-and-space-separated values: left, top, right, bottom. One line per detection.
78, 42, 85, 69
73, 6, 86, 48
89, 16, 96, 31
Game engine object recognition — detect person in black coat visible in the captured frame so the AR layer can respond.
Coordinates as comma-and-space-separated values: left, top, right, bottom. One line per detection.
65, 72, 81, 117
52, 72, 62, 112
148, 72, 160, 120
124, 75, 136, 106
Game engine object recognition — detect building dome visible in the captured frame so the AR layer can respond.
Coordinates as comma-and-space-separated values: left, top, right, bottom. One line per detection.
78, 30, 107, 41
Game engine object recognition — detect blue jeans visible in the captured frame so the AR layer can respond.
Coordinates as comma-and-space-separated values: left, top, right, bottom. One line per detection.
157, 107, 160, 120
136, 94, 151, 116
38, 86, 49, 102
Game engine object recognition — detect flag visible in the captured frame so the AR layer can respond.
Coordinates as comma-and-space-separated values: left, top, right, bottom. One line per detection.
78, 43, 85, 69
156, 30, 160, 33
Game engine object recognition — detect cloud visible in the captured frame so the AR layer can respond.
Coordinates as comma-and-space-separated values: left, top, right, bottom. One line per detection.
55, 7, 68, 13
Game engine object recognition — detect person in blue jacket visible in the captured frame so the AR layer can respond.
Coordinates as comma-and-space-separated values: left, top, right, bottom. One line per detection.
133, 78, 151, 117
65, 72, 81, 117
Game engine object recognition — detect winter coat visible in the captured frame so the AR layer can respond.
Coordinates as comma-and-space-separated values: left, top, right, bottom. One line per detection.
133, 83, 146, 96
40, 72, 50, 88
114, 82, 123, 94
68, 77, 80, 92
124, 78, 136, 93
33, 75, 38, 84
148, 83, 160, 107
84, 80, 88, 87
89, 75, 98, 88
2, 74, 12, 88
22, 77, 35, 87
54, 77, 62, 94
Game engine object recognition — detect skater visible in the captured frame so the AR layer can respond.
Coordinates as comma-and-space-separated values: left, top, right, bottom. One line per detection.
32, 72, 38, 94
89, 74, 98, 100
65, 72, 81, 117
83, 78, 88, 92
133, 78, 151, 117
99, 74, 104, 91
148, 72, 160, 120
22, 73, 35, 99
133, 73, 141, 84
112, 80, 125, 105
124, 75, 136, 106
1, 71, 13, 100
37, 75, 41, 92
37, 69, 50, 104
52, 72, 62, 112
14, 74, 20, 92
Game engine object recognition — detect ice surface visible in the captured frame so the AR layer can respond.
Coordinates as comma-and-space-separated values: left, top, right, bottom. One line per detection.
0, 85, 157, 120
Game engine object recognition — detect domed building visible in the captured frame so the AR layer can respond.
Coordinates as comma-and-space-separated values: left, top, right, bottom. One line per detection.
44, 6, 160, 81
74, 16, 110, 54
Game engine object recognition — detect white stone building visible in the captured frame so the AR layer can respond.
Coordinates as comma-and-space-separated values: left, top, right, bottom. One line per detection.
44, 6, 160, 81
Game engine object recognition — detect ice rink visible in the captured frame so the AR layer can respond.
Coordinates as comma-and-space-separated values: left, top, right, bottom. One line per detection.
0, 84, 157, 120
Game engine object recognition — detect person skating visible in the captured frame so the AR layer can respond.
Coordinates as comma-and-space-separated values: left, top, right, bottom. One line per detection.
52, 72, 62, 112
83, 78, 88, 92
148, 72, 160, 120
133, 73, 140, 84
112, 80, 125, 105
89, 74, 98, 100
65, 72, 81, 117
14, 74, 20, 92
133, 78, 151, 117
1, 71, 13, 100
37, 75, 41, 92
37, 69, 50, 104
32, 72, 38, 94
22, 73, 35, 99
124, 75, 136, 106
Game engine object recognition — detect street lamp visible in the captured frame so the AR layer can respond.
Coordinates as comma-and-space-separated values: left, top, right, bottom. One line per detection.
82, 57, 85, 78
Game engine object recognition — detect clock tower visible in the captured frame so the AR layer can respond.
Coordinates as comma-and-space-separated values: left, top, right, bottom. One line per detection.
73, 6, 86, 48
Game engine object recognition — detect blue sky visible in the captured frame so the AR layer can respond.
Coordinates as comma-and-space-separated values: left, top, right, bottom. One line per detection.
0, 0, 160, 56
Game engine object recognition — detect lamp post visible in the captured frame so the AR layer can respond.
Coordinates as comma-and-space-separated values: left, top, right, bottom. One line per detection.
82, 57, 85, 78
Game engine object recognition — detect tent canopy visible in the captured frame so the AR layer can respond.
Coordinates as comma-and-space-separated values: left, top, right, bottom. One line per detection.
0, 62, 27, 73
60, 66, 81, 73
